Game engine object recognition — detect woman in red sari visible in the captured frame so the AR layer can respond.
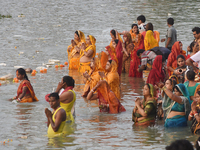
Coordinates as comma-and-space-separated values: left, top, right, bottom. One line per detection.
167, 41, 187, 76
87, 80, 126, 114
146, 55, 166, 86
10, 68, 39, 103
112, 39, 123, 76
129, 24, 144, 77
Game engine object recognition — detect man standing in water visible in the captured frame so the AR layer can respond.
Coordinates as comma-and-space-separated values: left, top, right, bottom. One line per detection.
79, 35, 96, 73
45, 92, 66, 137
161, 18, 177, 50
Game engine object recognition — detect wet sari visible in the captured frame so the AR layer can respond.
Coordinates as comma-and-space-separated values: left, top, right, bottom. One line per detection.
105, 60, 120, 100
144, 30, 159, 51
83, 57, 101, 96
97, 80, 126, 114
167, 41, 187, 76
17, 80, 39, 103
79, 35, 96, 73
142, 30, 160, 44
68, 30, 86, 70
129, 30, 144, 50
132, 84, 157, 126
146, 55, 165, 85
163, 84, 191, 127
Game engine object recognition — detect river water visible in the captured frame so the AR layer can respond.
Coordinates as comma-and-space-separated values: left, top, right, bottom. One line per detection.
0, 0, 200, 149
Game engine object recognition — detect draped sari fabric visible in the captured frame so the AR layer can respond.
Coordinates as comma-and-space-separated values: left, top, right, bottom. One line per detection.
98, 51, 109, 72
106, 46, 118, 65
163, 84, 191, 127
142, 30, 160, 44
167, 41, 187, 76
79, 35, 96, 73
68, 30, 86, 70
144, 30, 159, 51
122, 33, 132, 73
17, 80, 39, 103
105, 60, 121, 100
115, 41, 123, 76
83, 57, 101, 95
132, 84, 157, 126
109, 32, 123, 47
146, 55, 165, 85
129, 30, 144, 50
97, 80, 126, 114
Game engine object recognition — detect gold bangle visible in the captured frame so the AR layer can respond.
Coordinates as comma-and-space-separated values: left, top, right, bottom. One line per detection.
162, 86, 167, 91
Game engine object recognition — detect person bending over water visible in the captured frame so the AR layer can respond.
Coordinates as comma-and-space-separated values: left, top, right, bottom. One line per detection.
10, 68, 38, 103
79, 35, 96, 73
45, 92, 66, 137
159, 82, 190, 127
87, 80, 126, 114
132, 84, 157, 126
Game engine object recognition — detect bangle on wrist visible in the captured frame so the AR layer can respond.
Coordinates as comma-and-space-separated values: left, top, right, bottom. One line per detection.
194, 113, 198, 117
162, 86, 167, 91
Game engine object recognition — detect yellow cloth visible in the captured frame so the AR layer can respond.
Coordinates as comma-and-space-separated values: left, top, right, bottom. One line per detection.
105, 60, 121, 100
154, 31, 160, 43
83, 57, 101, 93
80, 35, 96, 58
47, 107, 66, 137
60, 90, 76, 123
79, 62, 91, 73
144, 30, 158, 50
69, 57, 80, 70
67, 30, 85, 65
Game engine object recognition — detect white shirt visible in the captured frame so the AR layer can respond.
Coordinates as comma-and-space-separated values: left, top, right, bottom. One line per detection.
190, 51, 200, 67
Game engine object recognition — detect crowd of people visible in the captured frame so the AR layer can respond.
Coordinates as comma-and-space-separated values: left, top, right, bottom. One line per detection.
9, 14, 200, 148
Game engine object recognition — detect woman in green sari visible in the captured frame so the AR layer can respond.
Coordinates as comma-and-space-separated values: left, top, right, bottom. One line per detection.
160, 81, 191, 127
132, 84, 157, 126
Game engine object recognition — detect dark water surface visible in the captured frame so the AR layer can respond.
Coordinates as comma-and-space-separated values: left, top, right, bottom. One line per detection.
0, 0, 200, 149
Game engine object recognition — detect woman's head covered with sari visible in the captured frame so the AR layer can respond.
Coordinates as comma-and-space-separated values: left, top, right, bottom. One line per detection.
146, 83, 156, 98
123, 32, 132, 45
110, 29, 123, 42
75, 30, 86, 43
98, 51, 109, 71
86, 35, 96, 58
146, 55, 165, 85
105, 60, 118, 73
90, 57, 101, 72
105, 45, 118, 64
144, 30, 158, 50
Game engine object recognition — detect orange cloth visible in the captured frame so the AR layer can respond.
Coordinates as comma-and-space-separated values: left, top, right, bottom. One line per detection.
105, 60, 121, 100
97, 80, 126, 114
129, 30, 144, 50
68, 57, 80, 70
17, 80, 39, 103
106, 45, 118, 65
167, 41, 187, 76
109, 33, 123, 47
98, 51, 109, 71
144, 30, 159, 50
83, 57, 101, 93
80, 35, 96, 58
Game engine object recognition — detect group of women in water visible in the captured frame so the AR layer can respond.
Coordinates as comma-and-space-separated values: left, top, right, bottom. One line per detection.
9, 17, 200, 137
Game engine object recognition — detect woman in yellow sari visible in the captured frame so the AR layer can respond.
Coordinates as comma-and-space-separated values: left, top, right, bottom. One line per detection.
67, 30, 86, 70
144, 30, 159, 50
82, 57, 101, 97
10, 68, 39, 103
99, 60, 121, 100
79, 35, 96, 73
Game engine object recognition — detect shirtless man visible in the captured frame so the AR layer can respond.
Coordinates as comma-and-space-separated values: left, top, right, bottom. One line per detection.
79, 35, 96, 73
45, 92, 66, 137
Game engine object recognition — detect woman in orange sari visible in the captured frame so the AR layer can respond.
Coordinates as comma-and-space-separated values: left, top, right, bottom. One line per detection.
87, 80, 126, 114
82, 57, 101, 97
67, 30, 86, 70
122, 32, 132, 73
129, 24, 144, 77
10, 68, 39, 103
105, 46, 118, 65
167, 41, 187, 76
99, 60, 121, 100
